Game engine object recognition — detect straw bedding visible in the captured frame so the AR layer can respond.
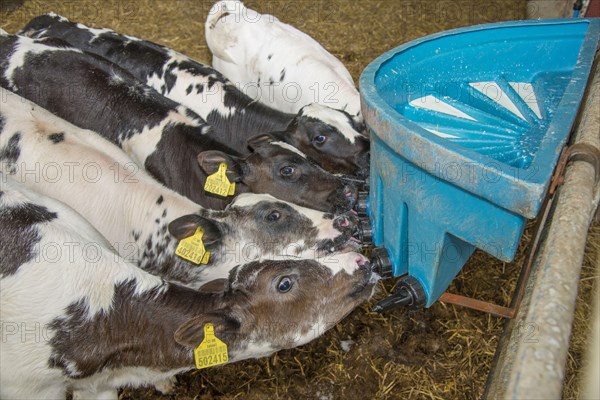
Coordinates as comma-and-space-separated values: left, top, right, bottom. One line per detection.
1, 1, 597, 398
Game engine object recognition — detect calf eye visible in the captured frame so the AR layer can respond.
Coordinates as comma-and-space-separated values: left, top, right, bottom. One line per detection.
277, 277, 293, 293
280, 166, 295, 177
266, 211, 281, 221
313, 135, 327, 145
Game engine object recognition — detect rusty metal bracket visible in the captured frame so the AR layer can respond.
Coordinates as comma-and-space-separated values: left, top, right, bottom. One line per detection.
550, 143, 600, 195
439, 142, 600, 318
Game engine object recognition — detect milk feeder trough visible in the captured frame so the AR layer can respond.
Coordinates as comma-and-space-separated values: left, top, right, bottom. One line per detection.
358, 18, 600, 311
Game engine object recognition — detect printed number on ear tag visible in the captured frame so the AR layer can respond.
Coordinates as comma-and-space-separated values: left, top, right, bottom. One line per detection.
175, 227, 210, 264
194, 323, 229, 369
204, 163, 236, 197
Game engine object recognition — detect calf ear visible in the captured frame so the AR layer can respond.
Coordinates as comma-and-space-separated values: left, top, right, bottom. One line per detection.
174, 312, 242, 348
198, 279, 228, 294
168, 214, 223, 247
247, 133, 276, 150
197, 151, 244, 182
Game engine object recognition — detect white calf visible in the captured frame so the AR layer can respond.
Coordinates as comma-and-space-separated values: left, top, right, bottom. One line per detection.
205, 0, 362, 120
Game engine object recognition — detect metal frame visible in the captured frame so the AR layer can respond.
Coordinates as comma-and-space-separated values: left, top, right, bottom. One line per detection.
484, 54, 600, 399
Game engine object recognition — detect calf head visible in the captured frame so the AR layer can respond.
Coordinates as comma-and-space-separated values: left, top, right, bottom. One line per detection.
168, 193, 360, 268
174, 252, 379, 362
249, 103, 370, 178
197, 140, 357, 214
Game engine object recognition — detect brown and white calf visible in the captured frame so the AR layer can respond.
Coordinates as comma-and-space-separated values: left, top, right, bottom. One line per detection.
0, 175, 378, 400
19, 13, 370, 179
0, 90, 360, 288
0, 31, 357, 213
205, 1, 362, 119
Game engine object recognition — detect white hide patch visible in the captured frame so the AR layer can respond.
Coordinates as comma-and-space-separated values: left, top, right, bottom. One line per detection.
317, 251, 368, 276
300, 103, 361, 144
227, 192, 282, 207
70, 366, 190, 397
166, 48, 191, 64
119, 108, 199, 165
293, 318, 329, 347
123, 34, 143, 43
47, 12, 69, 22
77, 24, 113, 38
4, 36, 82, 89
270, 141, 307, 158
237, 340, 276, 361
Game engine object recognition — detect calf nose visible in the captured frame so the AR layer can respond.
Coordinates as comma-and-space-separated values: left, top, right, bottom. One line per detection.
334, 215, 351, 229
342, 184, 357, 206
355, 254, 370, 269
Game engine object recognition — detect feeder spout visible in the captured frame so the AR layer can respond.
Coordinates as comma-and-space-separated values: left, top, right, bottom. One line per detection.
356, 191, 370, 217
372, 289, 412, 312
372, 275, 427, 312
353, 217, 373, 244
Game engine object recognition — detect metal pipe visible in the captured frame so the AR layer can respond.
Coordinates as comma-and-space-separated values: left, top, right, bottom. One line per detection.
484, 58, 600, 398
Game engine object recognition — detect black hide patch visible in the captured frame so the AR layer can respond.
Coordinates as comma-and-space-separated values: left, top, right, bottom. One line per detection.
0, 202, 58, 276
6, 42, 171, 144
143, 124, 240, 210
46, 279, 208, 378
20, 14, 171, 86
0, 132, 22, 172
48, 132, 65, 143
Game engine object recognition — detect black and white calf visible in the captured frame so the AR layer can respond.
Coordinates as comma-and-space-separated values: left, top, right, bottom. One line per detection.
205, 0, 362, 119
0, 90, 360, 288
0, 175, 377, 400
0, 31, 357, 212
19, 13, 370, 178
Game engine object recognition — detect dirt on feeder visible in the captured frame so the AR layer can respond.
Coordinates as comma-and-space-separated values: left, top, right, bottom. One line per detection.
1, 1, 597, 399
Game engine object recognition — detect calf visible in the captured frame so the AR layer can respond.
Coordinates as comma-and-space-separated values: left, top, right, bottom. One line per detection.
19, 13, 370, 178
0, 175, 378, 400
0, 90, 360, 288
0, 31, 356, 212
205, 0, 362, 119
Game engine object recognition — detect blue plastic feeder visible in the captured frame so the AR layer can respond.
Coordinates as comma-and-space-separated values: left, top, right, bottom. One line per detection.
360, 19, 600, 307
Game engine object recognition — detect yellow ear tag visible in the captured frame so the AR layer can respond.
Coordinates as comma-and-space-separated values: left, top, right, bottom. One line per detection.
194, 323, 229, 369
175, 227, 210, 265
204, 163, 235, 197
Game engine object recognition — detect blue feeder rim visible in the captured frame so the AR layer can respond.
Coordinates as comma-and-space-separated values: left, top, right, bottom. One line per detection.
360, 18, 600, 306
